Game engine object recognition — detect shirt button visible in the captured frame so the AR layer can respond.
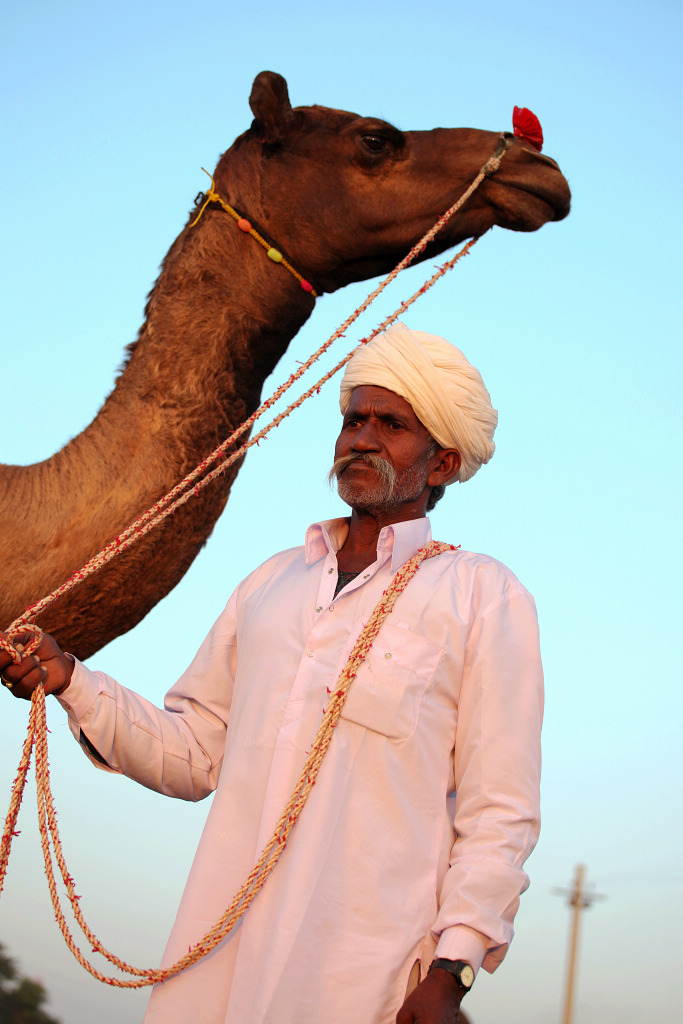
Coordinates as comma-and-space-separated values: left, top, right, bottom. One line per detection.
316, 606, 323, 613
384, 652, 392, 659
306, 650, 314, 658
363, 573, 370, 579
328, 568, 334, 574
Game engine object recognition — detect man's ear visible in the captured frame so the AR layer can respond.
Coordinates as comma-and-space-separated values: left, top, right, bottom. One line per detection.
428, 448, 461, 486
249, 71, 294, 144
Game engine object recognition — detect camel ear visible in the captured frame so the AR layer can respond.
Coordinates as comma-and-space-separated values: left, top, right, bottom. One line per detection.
249, 71, 294, 144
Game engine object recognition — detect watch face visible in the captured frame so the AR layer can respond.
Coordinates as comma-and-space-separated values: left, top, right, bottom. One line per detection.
459, 964, 475, 989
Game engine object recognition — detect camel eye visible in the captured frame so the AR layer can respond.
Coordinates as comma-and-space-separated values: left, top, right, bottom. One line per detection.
361, 134, 388, 154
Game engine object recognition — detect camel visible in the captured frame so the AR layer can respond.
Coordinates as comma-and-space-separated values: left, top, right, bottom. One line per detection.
0, 71, 570, 660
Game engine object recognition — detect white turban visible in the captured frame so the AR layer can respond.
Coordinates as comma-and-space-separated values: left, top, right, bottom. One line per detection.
339, 323, 497, 483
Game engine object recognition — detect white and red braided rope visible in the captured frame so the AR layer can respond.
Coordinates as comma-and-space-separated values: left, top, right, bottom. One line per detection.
0, 136, 507, 985
3, 137, 506, 641
0, 237, 477, 646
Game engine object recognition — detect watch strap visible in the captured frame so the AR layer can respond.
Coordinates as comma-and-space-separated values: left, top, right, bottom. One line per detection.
428, 958, 475, 990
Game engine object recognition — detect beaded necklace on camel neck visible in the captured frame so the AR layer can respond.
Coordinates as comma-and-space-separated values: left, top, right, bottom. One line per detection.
190, 170, 318, 297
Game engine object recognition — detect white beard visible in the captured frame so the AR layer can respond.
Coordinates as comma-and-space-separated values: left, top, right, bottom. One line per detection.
330, 454, 429, 512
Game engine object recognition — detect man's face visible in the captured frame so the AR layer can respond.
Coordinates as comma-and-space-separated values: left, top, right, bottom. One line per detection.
331, 386, 436, 513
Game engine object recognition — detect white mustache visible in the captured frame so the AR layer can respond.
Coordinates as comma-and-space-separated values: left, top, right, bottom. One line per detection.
327, 454, 397, 490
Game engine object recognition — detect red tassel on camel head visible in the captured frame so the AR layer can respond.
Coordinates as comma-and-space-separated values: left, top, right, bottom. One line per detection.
512, 106, 543, 152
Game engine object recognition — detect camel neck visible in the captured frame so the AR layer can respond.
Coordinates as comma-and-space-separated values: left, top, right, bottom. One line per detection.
0, 204, 318, 659
66, 212, 315, 491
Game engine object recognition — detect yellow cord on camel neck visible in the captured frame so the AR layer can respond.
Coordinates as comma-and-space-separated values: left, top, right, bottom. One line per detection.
190, 170, 317, 296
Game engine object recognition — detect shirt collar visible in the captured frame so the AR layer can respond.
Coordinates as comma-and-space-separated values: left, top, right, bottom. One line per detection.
305, 517, 432, 572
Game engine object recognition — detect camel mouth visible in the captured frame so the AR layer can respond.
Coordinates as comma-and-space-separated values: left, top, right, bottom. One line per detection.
493, 143, 571, 223
492, 178, 571, 225
524, 185, 571, 223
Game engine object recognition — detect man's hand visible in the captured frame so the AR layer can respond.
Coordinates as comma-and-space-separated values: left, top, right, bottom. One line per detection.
396, 968, 464, 1024
0, 630, 74, 700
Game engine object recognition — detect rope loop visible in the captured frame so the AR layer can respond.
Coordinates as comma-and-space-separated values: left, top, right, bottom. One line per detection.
0, 624, 43, 666
483, 136, 513, 176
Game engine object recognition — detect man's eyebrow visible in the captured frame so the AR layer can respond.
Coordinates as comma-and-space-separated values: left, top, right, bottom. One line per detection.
344, 408, 413, 425
376, 410, 411, 425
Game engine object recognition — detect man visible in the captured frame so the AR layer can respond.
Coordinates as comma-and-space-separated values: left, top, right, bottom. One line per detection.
1, 323, 544, 1024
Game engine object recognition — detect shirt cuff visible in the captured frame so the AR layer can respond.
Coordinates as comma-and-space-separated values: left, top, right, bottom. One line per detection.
56, 659, 120, 772
56, 658, 102, 721
434, 925, 488, 975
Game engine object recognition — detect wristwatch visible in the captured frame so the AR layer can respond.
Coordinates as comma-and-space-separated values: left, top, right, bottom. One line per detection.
428, 958, 475, 991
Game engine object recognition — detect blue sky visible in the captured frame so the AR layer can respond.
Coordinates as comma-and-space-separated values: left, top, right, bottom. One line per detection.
1, 2, 682, 1022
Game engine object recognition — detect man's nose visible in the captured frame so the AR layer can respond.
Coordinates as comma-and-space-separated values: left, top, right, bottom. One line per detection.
350, 422, 381, 452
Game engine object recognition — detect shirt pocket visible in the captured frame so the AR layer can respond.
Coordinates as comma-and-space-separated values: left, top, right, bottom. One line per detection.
340, 620, 443, 740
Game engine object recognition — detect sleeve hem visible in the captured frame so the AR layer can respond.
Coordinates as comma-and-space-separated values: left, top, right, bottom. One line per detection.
55, 660, 119, 771
55, 659, 103, 722
433, 925, 488, 975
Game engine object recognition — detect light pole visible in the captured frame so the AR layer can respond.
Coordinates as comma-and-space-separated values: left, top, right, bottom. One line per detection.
554, 864, 606, 1024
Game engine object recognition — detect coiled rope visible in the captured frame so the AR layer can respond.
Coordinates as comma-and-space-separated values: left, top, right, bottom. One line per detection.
1, 135, 509, 984
2, 541, 456, 987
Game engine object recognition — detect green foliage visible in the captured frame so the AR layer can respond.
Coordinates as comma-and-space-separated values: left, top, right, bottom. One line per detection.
0, 944, 60, 1024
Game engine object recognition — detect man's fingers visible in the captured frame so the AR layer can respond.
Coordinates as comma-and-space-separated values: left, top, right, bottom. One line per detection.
3, 658, 45, 683
1, 631, 69, 700
0, 631, 39, 666
1, 631, 50, 671
1, 650, 47, 690
3, 664, 48, 699
0, 632, 43, 698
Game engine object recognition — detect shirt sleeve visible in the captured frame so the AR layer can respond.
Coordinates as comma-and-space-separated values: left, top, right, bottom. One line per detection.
56, 588, 240, 802
432, 581, 544, 974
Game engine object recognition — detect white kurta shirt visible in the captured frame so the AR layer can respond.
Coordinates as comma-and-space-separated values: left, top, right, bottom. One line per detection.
59, 517, 544, 1024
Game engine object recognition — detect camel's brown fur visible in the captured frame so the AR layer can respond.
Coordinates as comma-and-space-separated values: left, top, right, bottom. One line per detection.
0, 72, 570, 659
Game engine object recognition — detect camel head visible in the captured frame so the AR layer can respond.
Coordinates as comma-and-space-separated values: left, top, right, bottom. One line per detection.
212, 71, 571, 294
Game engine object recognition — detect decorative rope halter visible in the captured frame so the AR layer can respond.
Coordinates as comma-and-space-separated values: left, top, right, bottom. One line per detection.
190, 171, 317, 296
1, 134, 511, 642
0, 127, 520, 985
